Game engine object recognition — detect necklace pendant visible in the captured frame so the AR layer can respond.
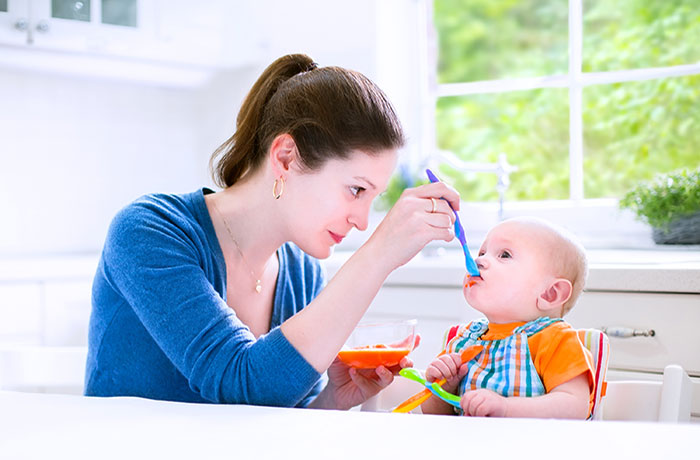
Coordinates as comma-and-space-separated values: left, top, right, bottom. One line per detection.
255, 280, 262, 294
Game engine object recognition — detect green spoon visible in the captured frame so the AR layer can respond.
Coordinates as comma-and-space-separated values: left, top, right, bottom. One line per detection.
398, 368, 461, 408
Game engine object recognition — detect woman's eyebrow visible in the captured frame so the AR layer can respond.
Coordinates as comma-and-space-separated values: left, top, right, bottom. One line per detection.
353, 176, 376, 190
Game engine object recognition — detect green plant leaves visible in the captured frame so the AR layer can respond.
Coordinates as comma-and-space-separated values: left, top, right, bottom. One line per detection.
619, 167, 700, 228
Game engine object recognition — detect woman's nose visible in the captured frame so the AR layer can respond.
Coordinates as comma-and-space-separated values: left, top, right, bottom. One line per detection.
348, 203, 369, 231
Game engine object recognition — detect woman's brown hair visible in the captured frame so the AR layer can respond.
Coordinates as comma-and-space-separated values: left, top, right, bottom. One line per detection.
210, 53, 405, 188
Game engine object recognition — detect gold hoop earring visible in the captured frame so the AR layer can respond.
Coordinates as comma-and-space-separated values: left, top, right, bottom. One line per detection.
272, 177, 285, 200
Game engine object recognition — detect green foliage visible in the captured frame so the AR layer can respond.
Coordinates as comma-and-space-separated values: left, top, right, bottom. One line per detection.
374, 172, 428, 211
434, 0, 568, 83
433, 0, 700, 202
619, 168, 700, 229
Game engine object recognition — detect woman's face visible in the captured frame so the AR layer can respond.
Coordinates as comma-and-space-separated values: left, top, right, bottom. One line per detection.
284, 149, 398, 259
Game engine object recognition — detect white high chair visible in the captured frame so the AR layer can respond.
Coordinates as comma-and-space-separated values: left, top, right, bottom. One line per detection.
602, 364, 692, 423
577, 328, 610, 420
0, 345, 87, 395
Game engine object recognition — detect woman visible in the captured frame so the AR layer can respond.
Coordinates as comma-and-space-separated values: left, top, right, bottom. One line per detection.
85, 54, 459, 409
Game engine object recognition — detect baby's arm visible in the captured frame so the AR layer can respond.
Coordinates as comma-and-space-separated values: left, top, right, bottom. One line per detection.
460, 372, 590, 419
420, 353, 465, 415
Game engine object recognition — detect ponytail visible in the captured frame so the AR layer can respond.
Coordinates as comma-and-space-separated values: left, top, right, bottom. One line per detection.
210, 54, 317, 187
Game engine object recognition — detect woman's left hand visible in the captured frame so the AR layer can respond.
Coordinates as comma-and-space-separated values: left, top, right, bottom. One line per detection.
325, 359, 395, 410
314, 336, 420, 410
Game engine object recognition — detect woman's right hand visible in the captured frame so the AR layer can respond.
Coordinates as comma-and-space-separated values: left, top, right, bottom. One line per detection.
365, 182, 460, 270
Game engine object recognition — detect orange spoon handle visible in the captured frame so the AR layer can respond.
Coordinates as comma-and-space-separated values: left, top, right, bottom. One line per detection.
392, 344, 483, 413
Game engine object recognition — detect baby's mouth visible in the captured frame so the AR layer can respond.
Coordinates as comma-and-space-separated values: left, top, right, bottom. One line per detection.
465, 275, 483, 288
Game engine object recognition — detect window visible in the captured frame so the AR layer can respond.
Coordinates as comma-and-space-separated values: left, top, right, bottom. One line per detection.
426, 0, 699, 245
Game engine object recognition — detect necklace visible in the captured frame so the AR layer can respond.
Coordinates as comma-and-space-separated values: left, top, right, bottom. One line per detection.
212, 199, 264, 294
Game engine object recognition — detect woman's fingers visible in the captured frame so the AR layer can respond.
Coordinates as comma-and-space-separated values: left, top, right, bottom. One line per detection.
350, 366, 393, 394
366, 180, 461, 269
423, 211, 455, 229
409, 181, 461, 212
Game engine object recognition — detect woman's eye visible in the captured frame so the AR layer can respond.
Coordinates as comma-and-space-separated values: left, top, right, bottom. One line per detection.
350, 186, 365, 198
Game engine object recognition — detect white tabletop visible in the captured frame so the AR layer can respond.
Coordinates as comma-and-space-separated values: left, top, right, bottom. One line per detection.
0, 391, 698, 459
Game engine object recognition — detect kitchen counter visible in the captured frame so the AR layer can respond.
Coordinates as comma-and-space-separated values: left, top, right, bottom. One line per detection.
1, 391, 698, 459
322, 248, 700, 293
1, 246, 699, 293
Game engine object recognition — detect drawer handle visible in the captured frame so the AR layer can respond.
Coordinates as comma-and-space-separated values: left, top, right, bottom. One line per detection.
601, 326, 655, 338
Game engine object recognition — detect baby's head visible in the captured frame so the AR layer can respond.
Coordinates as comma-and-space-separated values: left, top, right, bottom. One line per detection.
464, 217, 587, 323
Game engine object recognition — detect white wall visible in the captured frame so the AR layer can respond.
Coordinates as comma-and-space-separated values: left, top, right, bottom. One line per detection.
0, 0, 392, 257
0, 67, 230, 255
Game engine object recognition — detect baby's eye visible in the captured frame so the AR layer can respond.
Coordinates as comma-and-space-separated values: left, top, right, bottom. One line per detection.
478, 250, 485, 257
499, 250, 512, 259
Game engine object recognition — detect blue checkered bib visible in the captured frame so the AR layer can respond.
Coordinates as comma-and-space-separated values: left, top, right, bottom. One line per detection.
447, 317, 562, 398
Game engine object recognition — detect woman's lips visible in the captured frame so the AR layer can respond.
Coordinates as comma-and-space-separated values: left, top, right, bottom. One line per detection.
329, 231, 345, 244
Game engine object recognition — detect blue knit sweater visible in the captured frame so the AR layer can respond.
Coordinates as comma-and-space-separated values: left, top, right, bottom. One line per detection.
85, 188, 325, 407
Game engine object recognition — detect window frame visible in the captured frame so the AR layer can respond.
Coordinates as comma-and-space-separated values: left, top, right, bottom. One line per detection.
419, 0, 700, 247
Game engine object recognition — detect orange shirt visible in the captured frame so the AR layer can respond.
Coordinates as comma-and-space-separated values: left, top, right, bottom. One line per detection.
477, 321, 595, 411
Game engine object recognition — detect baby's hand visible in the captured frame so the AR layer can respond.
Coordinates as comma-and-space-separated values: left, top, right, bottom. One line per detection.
425, 353, 465, 393
460, 389, 507, 417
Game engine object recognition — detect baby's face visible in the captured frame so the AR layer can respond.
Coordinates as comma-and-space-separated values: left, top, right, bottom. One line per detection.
463, 220, 556, 323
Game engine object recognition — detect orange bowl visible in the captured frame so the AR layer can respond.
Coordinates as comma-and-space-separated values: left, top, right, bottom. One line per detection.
337, 319, 417, 369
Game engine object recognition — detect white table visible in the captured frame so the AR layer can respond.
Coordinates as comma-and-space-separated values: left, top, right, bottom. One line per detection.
1, 391, 697, 459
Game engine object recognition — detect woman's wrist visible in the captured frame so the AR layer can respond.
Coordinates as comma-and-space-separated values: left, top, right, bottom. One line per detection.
307, 383, 339, 410
352, 237, 397, 279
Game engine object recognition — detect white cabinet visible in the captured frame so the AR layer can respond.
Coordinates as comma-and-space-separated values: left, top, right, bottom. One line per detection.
1, 0, 147, 52
43, 280, 92, 346
566, 292, 700, 376
0, 0, 29, 46
0, 256, 97, 347
0, 283, 43, 345
0, 0, 264, 83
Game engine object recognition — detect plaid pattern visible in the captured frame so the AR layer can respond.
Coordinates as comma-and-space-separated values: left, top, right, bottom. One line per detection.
445, 317, 562, 399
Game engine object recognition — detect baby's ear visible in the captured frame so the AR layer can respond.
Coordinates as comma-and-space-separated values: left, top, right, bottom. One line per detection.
536, 279, 573, 314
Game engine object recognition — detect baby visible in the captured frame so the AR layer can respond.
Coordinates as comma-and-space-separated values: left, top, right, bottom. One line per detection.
421, 217, 594, 419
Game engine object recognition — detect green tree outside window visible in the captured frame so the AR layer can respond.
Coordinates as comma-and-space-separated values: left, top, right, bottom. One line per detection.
433, 0, 699, 202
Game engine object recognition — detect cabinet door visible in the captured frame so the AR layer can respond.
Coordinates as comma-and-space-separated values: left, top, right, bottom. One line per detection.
29, 0, 151, 54
0, 283, 43, 345
43, 280, 92, 346
0, 0, 30, 45
567, 292, 700, 376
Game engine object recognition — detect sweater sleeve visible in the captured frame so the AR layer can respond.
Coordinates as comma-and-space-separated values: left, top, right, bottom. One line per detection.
102, 200, 321, 406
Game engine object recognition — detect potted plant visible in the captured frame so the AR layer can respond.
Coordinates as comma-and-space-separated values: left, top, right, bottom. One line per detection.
619, 167, 700, 244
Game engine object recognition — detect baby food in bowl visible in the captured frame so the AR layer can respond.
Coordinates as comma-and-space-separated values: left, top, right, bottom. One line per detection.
337, 319, 417, 369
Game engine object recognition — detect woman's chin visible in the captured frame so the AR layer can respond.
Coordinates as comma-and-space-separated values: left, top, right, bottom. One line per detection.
297, 241, 333, 259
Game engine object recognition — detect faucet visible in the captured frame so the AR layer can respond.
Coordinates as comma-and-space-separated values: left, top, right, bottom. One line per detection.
425, 150, 518, 221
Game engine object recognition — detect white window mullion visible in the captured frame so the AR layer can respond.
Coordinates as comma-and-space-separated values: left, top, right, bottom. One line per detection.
582, 63, 700, 87
569, 0, 584, 203
420, 0, 438, 169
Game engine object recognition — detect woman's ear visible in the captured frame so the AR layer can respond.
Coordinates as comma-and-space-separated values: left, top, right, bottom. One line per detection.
268, 133, 298, 177
536, 278, 573, 314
